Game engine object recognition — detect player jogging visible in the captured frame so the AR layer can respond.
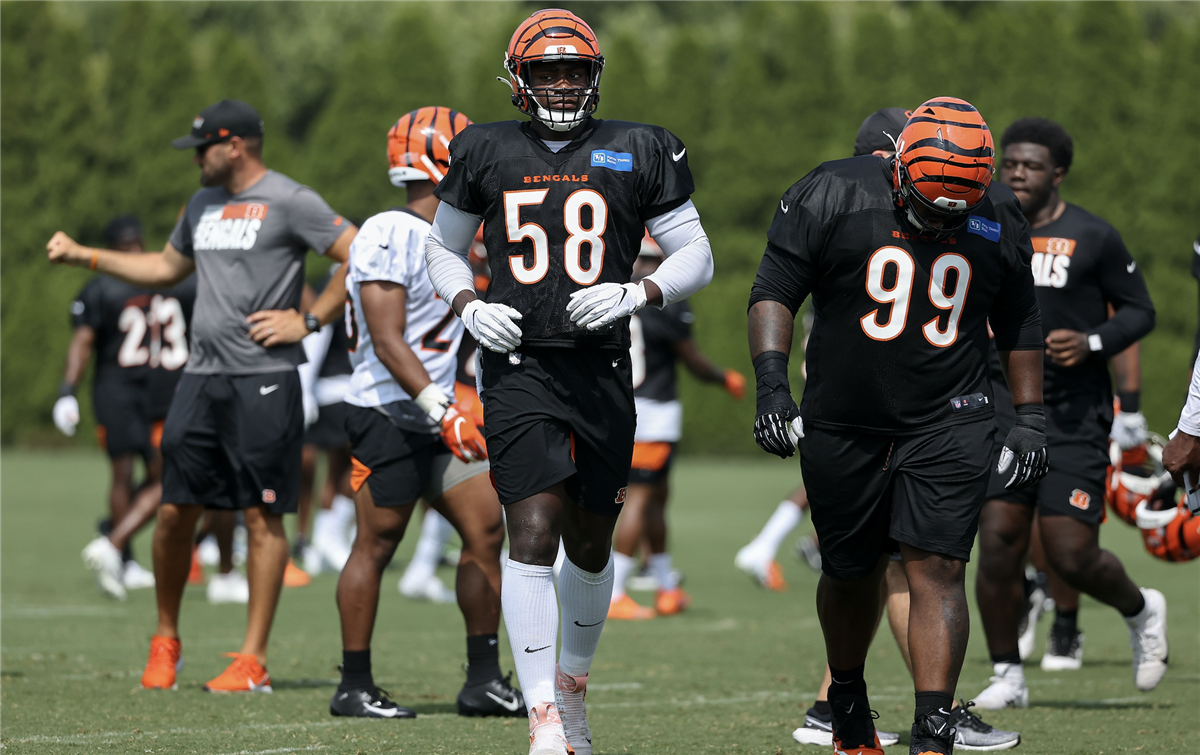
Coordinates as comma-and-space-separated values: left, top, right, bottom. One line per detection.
47, 99, 356, 692
749, 98, 1048, 755
60, 215, 195, 600
424, 10, 715, 755
972, 118, 1166, 710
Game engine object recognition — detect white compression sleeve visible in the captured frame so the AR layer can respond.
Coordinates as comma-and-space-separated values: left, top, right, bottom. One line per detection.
298, 325, 332, 398
642, 200, 714, 305
1177, 352, 1200, 436
424, 203, 481, 305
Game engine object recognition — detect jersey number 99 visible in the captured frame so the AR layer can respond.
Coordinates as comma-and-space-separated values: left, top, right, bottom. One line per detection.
860, 247, 972, 347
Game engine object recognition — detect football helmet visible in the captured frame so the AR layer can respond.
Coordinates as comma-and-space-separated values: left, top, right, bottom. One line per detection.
1105, 435, 1173, 526
387, 106, 472, 187
893, 97, 995, 237
1136, 492, 1200, 563
503, 9, 604, 132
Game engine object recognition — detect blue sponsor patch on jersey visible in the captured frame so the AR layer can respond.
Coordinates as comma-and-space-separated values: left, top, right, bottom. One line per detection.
967, 215, 1001, 242
590, 150, 633, 172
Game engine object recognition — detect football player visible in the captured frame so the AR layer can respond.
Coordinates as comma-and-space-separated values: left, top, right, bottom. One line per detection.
424, 10, 714, 755
607, 234, 745, 621
48, 99, 357, 692
972, 118, 1166, 710
1164, 340, 1200, 491
749, 98, 1048, 755
60, 215, 196, 600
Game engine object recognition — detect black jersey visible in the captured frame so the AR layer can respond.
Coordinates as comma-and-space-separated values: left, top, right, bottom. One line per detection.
436, 119, 694, 349
631, 301, 692, 402
314, 268, 352, 378
987, 203, 1155, 405
749, 155, 1042, 435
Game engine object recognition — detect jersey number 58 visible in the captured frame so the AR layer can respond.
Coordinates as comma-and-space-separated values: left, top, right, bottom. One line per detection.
504, 189, 608, 285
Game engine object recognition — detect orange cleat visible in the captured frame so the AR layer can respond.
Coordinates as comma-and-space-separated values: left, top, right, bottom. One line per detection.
283, 559, 311, 587
655, 587, 691, 616
763, 560, 787, 592
141, 635, 183, 690
187, 546, 205, 586
203, 652, 272, 693
607, 594, 656, 621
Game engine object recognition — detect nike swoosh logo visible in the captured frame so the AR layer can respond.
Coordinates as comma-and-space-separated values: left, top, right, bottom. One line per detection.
485, 691, 522, 711
672, 148, 686, 161
612, 359, 620, 368
364, 702, 403, 717
574, 619, 604, 627
1127, 261, 1137, 273
845, 702, 854, 713
524, 645, 551, 653
780, 200, 790, 213
259, 385, 280, 395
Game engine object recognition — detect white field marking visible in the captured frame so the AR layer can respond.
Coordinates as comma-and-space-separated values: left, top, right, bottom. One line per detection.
588, 682, 642, 691
214, 747, 324, 755
591, 689, 808, 709
1067, 696, 1154, 707
4, 605, 128, 618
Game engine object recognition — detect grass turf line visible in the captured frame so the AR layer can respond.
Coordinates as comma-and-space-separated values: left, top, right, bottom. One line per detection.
2, 450, 1197, 754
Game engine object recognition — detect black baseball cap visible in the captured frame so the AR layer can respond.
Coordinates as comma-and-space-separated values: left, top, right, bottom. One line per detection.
854, 107, 911, 156
103, 215, 143, 247
172, 99, 264, 149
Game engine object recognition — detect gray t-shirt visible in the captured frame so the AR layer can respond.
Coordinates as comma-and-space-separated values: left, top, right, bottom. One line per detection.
169, 170, 346, 375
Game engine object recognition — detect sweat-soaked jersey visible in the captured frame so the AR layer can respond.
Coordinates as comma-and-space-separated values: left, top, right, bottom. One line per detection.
435, 119, 694, 350
749, 155, 1043, 435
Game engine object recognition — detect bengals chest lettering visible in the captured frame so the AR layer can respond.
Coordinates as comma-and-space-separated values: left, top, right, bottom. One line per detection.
1030, 237, 1076, 288
194, 203, 269, 251
522, 174, 589, 184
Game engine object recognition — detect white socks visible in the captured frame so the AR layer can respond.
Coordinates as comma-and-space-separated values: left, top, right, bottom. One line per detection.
648, 552, 678, 590
402, 509, 454, 584
558, 555, 613, 677
502, 559, 558, 707
749, 501, 803, 558
611, 551, 635, 602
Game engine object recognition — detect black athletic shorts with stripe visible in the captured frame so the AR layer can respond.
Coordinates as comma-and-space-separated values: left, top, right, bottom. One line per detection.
480, 347, 635, 516
800, 419, 995, 580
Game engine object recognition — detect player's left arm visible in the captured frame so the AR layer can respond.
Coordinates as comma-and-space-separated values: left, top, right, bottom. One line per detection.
674, 339, 745, 399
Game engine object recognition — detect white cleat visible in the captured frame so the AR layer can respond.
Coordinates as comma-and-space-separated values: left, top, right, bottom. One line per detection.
196, 534, 221, 567
528, 702, 571, 755
122, 560, 156, 590
972, 664, 1029, 710
734, 545, 786, 591
1041, 629, 1083, 671
312, 529, 350, 572
1017, 585, 1046, 661
82, 536, 126, 600
300, 544, 325, 576
398, 573, 456, 604
207, 571, 250, 604
1126, 587, 1168, 691
555, 665, 592, 755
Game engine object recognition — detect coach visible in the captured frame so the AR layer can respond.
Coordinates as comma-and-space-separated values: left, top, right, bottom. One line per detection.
47, 99, 355, 692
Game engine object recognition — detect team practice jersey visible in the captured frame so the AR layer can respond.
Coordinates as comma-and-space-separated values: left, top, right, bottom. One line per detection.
750, 155, 1043, 435
344, 208, 462, 432
168, 170, 346, 375
631, 301, 693, 403
988, 203, 1155, 405
435, 119, 694, 349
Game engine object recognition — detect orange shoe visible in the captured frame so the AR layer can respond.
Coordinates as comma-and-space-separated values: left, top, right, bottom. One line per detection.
655, 587, 691, 616
203, 652, 272, 693
141, 635, 183, 690
187, 546, 205, 586
283, 559, 311, 587
763, 560, 787, 592
607, 593, 656, 621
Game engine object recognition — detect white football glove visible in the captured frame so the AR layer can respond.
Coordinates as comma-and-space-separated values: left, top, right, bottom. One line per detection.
566, 281, 648, 330
53, 395, 80, 436
461, 299, 523, 353
1111, 410, 1148, 451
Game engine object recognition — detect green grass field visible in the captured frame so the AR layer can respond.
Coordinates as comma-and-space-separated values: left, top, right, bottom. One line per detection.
2, 450, 1197, 754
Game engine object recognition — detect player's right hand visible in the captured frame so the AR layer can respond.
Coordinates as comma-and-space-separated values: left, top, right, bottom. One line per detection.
998, 404, 1049, 490
441, 404, 487, 462
53, 395, 80, 436
461, 300, 523, 353
46, 231, 84, 266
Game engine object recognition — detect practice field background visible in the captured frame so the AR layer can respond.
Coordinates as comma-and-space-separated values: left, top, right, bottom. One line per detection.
2, 452, 1196, 754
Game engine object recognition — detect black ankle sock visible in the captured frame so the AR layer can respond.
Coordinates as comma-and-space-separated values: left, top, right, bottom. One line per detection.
465, 634, 501, 686
340, 649, 373, 690
1121, 592, 1146, 618
827, 664, 867, 701
914, 691, 954, 720
812, 699, 831, 717
1053, 608, 1079, 636
990, 648, 1022, 665
121, 541, 133, 563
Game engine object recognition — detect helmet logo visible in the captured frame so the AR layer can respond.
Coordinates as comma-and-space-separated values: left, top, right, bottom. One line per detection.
193, 116, 204, 130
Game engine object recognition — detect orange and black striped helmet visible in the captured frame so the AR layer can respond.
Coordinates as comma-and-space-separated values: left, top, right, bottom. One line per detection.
1137, 499, 1200, 563
893, 97, 994, 236
503, 9, 604, 132
387, 106, 472, 187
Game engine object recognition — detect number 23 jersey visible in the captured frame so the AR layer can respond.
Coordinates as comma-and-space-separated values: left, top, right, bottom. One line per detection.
435, 119, 694, 350
749, 155, 1043, 435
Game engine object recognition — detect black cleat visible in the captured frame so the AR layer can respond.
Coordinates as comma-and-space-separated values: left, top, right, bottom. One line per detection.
830, 693, 883, 752
330, 686, 416, 718
910, 710, 955, 755
457, 672, 527, 717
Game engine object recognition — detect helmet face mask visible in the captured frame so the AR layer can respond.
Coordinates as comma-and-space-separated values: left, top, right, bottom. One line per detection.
504, 10, 604, 133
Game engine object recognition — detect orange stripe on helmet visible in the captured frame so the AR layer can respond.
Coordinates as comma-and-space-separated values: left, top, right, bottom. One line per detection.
894, 96, 995, 216
387, 106, 473, 187
507, 9, 602, 63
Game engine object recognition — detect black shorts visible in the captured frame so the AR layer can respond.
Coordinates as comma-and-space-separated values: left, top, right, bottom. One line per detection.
93, 376, 157, 460
480, 347, 635, 516
799, 420, 995, 580
161, 371, 303, 514
986, 382, 1110, 524
629, 442, 676, 485
304, 401, 349, 449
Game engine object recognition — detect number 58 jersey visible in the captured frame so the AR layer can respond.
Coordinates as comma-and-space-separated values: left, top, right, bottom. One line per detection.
749, 156, 1043, 435
435, 119, 694, 350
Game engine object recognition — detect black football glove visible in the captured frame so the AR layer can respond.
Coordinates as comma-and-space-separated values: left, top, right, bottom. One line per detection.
997, 404, 1049, 491
753, 351, 804, 459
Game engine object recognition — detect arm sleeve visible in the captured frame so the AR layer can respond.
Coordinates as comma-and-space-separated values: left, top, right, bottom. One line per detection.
643, 200, 713, 305
298, 324, 333, 396
1178, 351, 1200, 436
424, 203, 481, 305
1088, 227, 1155, 356
747, 194, 823, 315
288, 186, 347, 255
989, 223, 1044, 351
637, 128, 695, 221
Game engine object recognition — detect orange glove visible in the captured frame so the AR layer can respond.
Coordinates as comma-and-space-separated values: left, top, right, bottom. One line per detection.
724, 369, 746, 400
441, 404, 488, 462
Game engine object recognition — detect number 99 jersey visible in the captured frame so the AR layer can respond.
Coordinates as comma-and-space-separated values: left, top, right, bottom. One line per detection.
435, 119, 694, 350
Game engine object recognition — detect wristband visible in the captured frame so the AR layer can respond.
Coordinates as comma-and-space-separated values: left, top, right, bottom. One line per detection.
1117, 391, 1140, 413
89, 251, 99, 271
1087, 333, 1103, 352
1013, 403, 1045, 431
753, 350, 794, 414
59, 382, 77, 398
414, 382, 451, 424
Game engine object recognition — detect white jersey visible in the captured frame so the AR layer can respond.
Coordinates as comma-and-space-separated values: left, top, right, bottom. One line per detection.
344, 209, 463, 410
